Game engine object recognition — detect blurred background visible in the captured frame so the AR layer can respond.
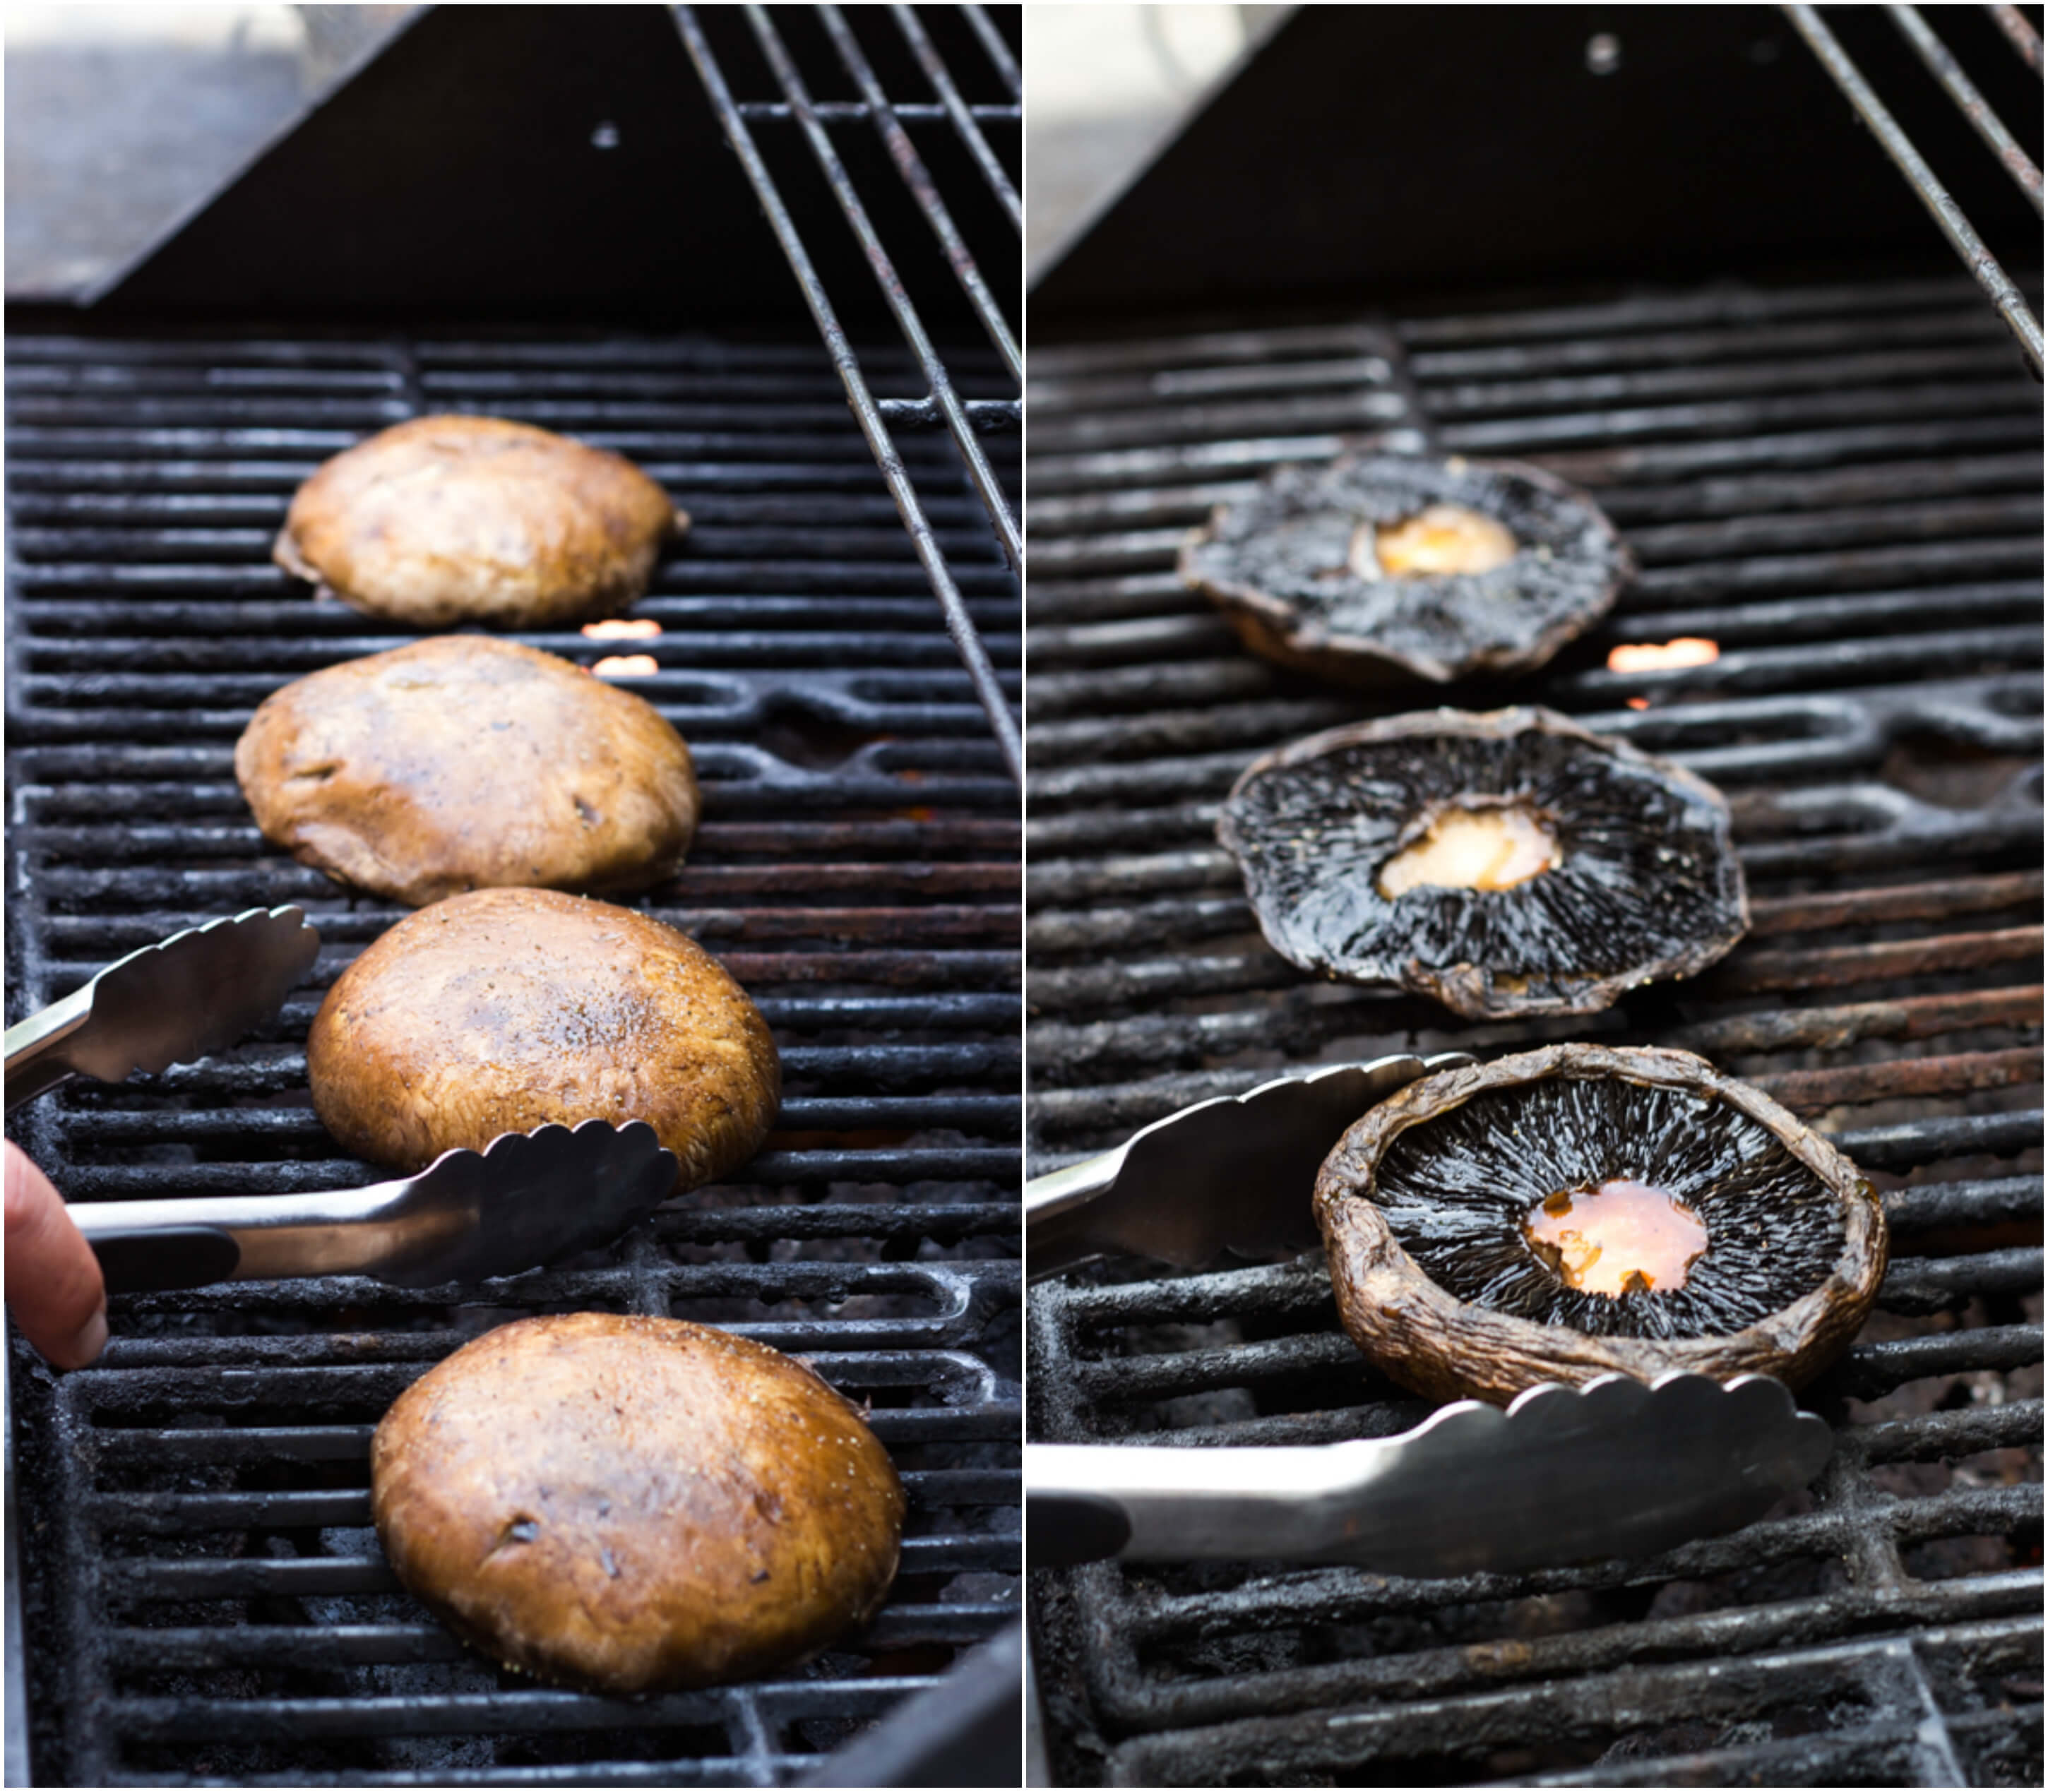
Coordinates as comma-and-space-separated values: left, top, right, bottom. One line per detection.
6, 4, 415, 299
1024, 3, 1280, 280
10, 1, 1268, 299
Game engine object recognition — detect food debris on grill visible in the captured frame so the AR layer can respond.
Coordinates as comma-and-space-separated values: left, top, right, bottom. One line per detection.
235, 635, 700, 907
275, 414, 687, 628
309, 888, 779, 1191
371, 1313, 905, 1695
1179, 453, 1631, 685
1314, 1044, 1889, 1405
1217, 705, 1749, 1017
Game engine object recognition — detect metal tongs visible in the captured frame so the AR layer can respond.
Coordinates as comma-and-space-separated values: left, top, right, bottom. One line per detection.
72, 1119, 678, 1294
1026, 1053, 1472, 1279
4, 907, 321, 1113
1024, 1054, 1835, 1576
4, 908, 680, 1294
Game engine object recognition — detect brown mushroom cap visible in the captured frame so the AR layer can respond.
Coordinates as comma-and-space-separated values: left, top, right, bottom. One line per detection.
235, 636, 700, 908
1314, 1044, 1888, 1405
308, 888, 779, 1190
371, 1313, 905, 1694
1218, 707, 1749, 1019
275, 414, 685, 628
1180, 454, 1631, 686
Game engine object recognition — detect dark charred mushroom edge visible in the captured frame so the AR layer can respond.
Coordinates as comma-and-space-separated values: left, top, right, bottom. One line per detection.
1179, 454, 1633, 686
1314, 1045, 1888, 1406
1218, 707, 1750, 1019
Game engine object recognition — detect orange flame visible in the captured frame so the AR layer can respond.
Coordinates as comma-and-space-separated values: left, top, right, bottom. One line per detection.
582, 618, 662, 639
1607, 638, 1720, 674
592, 654, 659, 677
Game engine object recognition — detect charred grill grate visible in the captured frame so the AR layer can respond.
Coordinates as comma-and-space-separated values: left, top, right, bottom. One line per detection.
1025, 273, 2042, 1786
5, 316, 1020, 1786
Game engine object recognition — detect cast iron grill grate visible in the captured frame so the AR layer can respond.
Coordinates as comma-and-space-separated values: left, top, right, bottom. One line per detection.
1025, 272, 2042, 1786
5, 318, 1020, 1785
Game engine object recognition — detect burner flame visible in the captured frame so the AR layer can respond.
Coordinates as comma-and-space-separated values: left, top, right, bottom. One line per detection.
582, 619, 662, 639
1607, 638, 1720, 674
592, 654, 659, 677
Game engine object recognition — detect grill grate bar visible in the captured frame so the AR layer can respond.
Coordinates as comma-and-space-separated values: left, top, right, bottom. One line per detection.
94, 1469, 1018, 1530
812, 5, 1020, 378
1784, 4, 2043, 371
1103, 1575, 2038, 1731
1987, 1, 2044, 70
1093, 1620, 2040, 1782
734, 98, 1016, 121
109, 1603, 1016, 1666
671, 4, 1023, 777
734, 4, 1020, 559
890, 4, 1023, 229
1888, 4, 2044, 214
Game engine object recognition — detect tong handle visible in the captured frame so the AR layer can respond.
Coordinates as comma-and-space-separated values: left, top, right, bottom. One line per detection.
1025, 1442, 1370, 1566
88, 1227, 244, 1294
71, 1185, 407, 1292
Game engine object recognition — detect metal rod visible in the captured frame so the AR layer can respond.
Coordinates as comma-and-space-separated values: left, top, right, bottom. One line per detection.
736, 100, 1020, 121
1985, 2, 2043, 72
1890, 5, 2044, 213
815, 4, 1021, 378
879, 396, 1022, 427
739, 5, 1024, 572
672, 6, 1022, 782
1784, 6, 2043, 375
958, 1, 1020, 92
891, 3, 1023, 229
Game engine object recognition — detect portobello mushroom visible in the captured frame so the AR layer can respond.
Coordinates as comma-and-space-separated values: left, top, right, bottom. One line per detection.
1217, 707, 1748, 1018
1314, 1045, 1888, 1405
1180, 454, 1631, 685
372, 1313, 904, 1693
308, 888, 778, 1192
275, 414, 686, 628
235, 636, 699, 908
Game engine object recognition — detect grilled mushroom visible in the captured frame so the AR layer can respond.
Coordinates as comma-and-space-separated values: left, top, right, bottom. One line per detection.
308, 888, 779, 1193
275, 414, 685, 628
1217, 707, 1748, 1018
373, 1314, 904, 1694
1314, 1045, 1888, 1405
1180, 454, 1631, 685
235, 636, 699, 908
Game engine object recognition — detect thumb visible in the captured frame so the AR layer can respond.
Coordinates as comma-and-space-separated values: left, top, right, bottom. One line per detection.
4, 1141, 107, 1369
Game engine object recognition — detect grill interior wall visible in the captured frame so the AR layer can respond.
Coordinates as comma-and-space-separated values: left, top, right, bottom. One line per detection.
1024, 274, 2042, 1788
6, 324, 1021, 1786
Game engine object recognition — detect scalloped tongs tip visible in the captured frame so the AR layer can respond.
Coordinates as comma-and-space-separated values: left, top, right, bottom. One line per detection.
4, 905, 322, 1113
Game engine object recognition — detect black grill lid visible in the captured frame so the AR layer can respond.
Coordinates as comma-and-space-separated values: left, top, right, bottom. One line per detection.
1030, 7, 2042, 331
91, 4, 1018, 336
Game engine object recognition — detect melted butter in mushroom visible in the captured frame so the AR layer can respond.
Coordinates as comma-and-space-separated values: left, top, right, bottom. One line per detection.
1377, 805, 1560, 897
1523, 1179, 1710, 1296
1350, 503, 1518, 580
